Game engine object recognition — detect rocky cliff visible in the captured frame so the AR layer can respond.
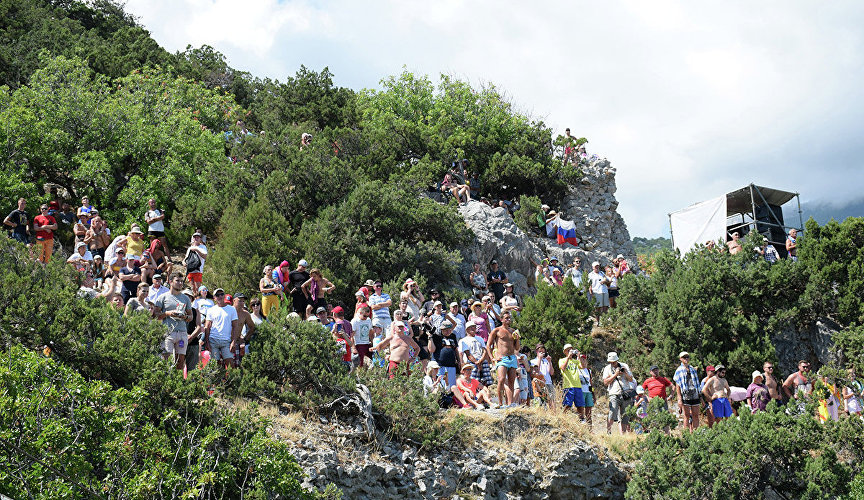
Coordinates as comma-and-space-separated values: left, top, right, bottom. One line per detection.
276, 410, 628, 500
459, 158, 636, 295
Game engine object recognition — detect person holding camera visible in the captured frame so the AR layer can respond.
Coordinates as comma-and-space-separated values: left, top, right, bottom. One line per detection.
602, 352, 634, 434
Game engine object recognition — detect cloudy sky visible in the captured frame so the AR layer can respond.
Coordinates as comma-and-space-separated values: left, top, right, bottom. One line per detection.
125, 0, 864, 237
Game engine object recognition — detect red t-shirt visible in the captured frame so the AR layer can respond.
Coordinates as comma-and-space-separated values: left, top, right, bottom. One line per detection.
335, 338, 351, 362
642, 376, 672, 399
461, 378, 480, 397
33, 214, 56, 240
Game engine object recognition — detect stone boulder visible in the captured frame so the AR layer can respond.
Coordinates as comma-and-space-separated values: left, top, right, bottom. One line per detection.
772, 317, 841, 375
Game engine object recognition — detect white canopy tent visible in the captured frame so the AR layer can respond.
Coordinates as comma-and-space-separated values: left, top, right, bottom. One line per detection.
669, 184, 803, 255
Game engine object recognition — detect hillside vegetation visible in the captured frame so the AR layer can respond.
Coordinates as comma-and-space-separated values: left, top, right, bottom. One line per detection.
5, 1, 864, 499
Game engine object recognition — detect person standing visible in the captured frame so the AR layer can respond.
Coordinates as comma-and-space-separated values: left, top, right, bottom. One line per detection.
702, 364, 733, 421
762, 361, 784, 406
368, 280, 393, 332
32, 204, 57, 263
642, 365, 673, 410
259, 265, 282, 317
204, 288, 240, 369
746, 371, 771, 413
428, 321, 460, 387
487, 260, 508, 302
602, 352, 633, 434
579, 353, 594, 425
533, 344, 556, 410
374, 320, 420, 379
4, 198, 30, 245
727, 232, 743, 255
560, 344, 585, 419
782, 360, 813, 400
301, 268, 334, 311
144, 198, 169, 255
288, 260, 310, 315
786, 229, 798, 262
234, 294, 256, 363
184, 232, 208, 294
673, 351, 702, 432
347, 306, 371, 368
151, 273, 193, 370
486, 312, 520, 408
458, 322, 493, 388
587, 262, 610, 323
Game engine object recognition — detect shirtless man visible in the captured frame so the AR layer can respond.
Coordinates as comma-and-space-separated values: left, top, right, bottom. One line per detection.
486, 311, 521, 408
727, 232, 743, 255
701, 366, 716, 428
233, 294, 256, 365
702, 364, 733, 421
782, 360, 812, 400
786, 228, 798, 262
372, 320, 420, 379
763, 361, 784, 405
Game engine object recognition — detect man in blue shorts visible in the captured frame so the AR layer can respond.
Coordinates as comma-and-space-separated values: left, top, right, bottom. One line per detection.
702, 363, 733, 421
486, 311, 521, 408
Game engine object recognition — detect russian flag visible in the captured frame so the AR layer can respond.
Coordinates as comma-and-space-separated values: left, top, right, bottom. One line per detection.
556, 216, 579, 246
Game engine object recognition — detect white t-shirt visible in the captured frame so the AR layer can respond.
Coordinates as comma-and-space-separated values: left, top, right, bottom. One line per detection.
588, 271, 608, 295
185, 244, 207, 273
351, 317, 372, 345
145, 209, 165, 232
193, 298, 215, 319
451, 312, 466, 341
458, 335, 486, 365
206, 304, 238, 342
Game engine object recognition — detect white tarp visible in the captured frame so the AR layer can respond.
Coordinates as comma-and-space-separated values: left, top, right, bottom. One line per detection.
670, 195, 727, 254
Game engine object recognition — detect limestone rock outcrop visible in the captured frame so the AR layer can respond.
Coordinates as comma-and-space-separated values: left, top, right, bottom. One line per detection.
458, 158, 636, 295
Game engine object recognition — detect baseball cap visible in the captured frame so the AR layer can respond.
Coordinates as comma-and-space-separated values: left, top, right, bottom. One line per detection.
224, 294, 233, 303
592, 261, 600, 267
636, 386, 644, 394
199, 285, 208, 292
371, 318, 384, 328
393, 320, 406, 329
234, 293, 246, 300
298, 259, 308, 267
315, 306, 327, 314
465, 322, 477, 330
449, 301, 458, 307
649, 365, 659, 372
715, 364, 726, 371
427, 361, 440, 370
563, 343, 574, 353
490, 259, 498, 265
193, 232, 203, 237
332, 306, 344, 315
152, 273, 163, 280
706, 365, 715, 372
679, 351, 690, 358
441, 320, 454, 329
616, 254, 624, 260
280, 260, 290, 268
433, 300, 443, 307
550, 256, 559, 262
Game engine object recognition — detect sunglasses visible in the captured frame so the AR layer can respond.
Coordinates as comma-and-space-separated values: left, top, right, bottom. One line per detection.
215, 293, 225, 297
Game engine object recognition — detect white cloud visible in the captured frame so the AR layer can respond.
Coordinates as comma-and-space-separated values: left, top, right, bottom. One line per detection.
125, 0, 864, 236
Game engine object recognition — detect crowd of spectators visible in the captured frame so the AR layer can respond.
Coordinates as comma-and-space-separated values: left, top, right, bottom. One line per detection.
7, 192, 840, 436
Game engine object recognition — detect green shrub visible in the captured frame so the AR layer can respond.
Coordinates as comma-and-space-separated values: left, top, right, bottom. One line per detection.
513, 194, 542, 235
297, 180, 470, 306
513, 280, 594, 359
0, 346, 318, 499
355, 368, 466, 450
626, 407, 855, 499
229, 313, 353, 407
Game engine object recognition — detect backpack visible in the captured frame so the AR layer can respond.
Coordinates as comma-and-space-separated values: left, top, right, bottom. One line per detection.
184, 250, 202, 273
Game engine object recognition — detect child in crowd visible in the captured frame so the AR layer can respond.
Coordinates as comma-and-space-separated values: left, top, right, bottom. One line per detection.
531, 365, 547, 407
333, 323, 353, 372
457, 364, 493, 410
371, 323, 387, 369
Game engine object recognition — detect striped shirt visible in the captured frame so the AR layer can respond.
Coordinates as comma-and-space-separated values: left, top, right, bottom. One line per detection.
673, 364, 702, 400
369, 292, 392, 321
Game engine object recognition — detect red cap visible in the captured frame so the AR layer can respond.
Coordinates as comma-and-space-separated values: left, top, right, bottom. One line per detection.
706, 365, 715, 372
332, 306, 344, 315
280, 260, 290, 268
225, 294, 233, 303
360, 286, 369, 297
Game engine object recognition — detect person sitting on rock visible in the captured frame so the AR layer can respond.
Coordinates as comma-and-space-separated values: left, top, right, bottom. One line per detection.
440, 171, 470, 205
